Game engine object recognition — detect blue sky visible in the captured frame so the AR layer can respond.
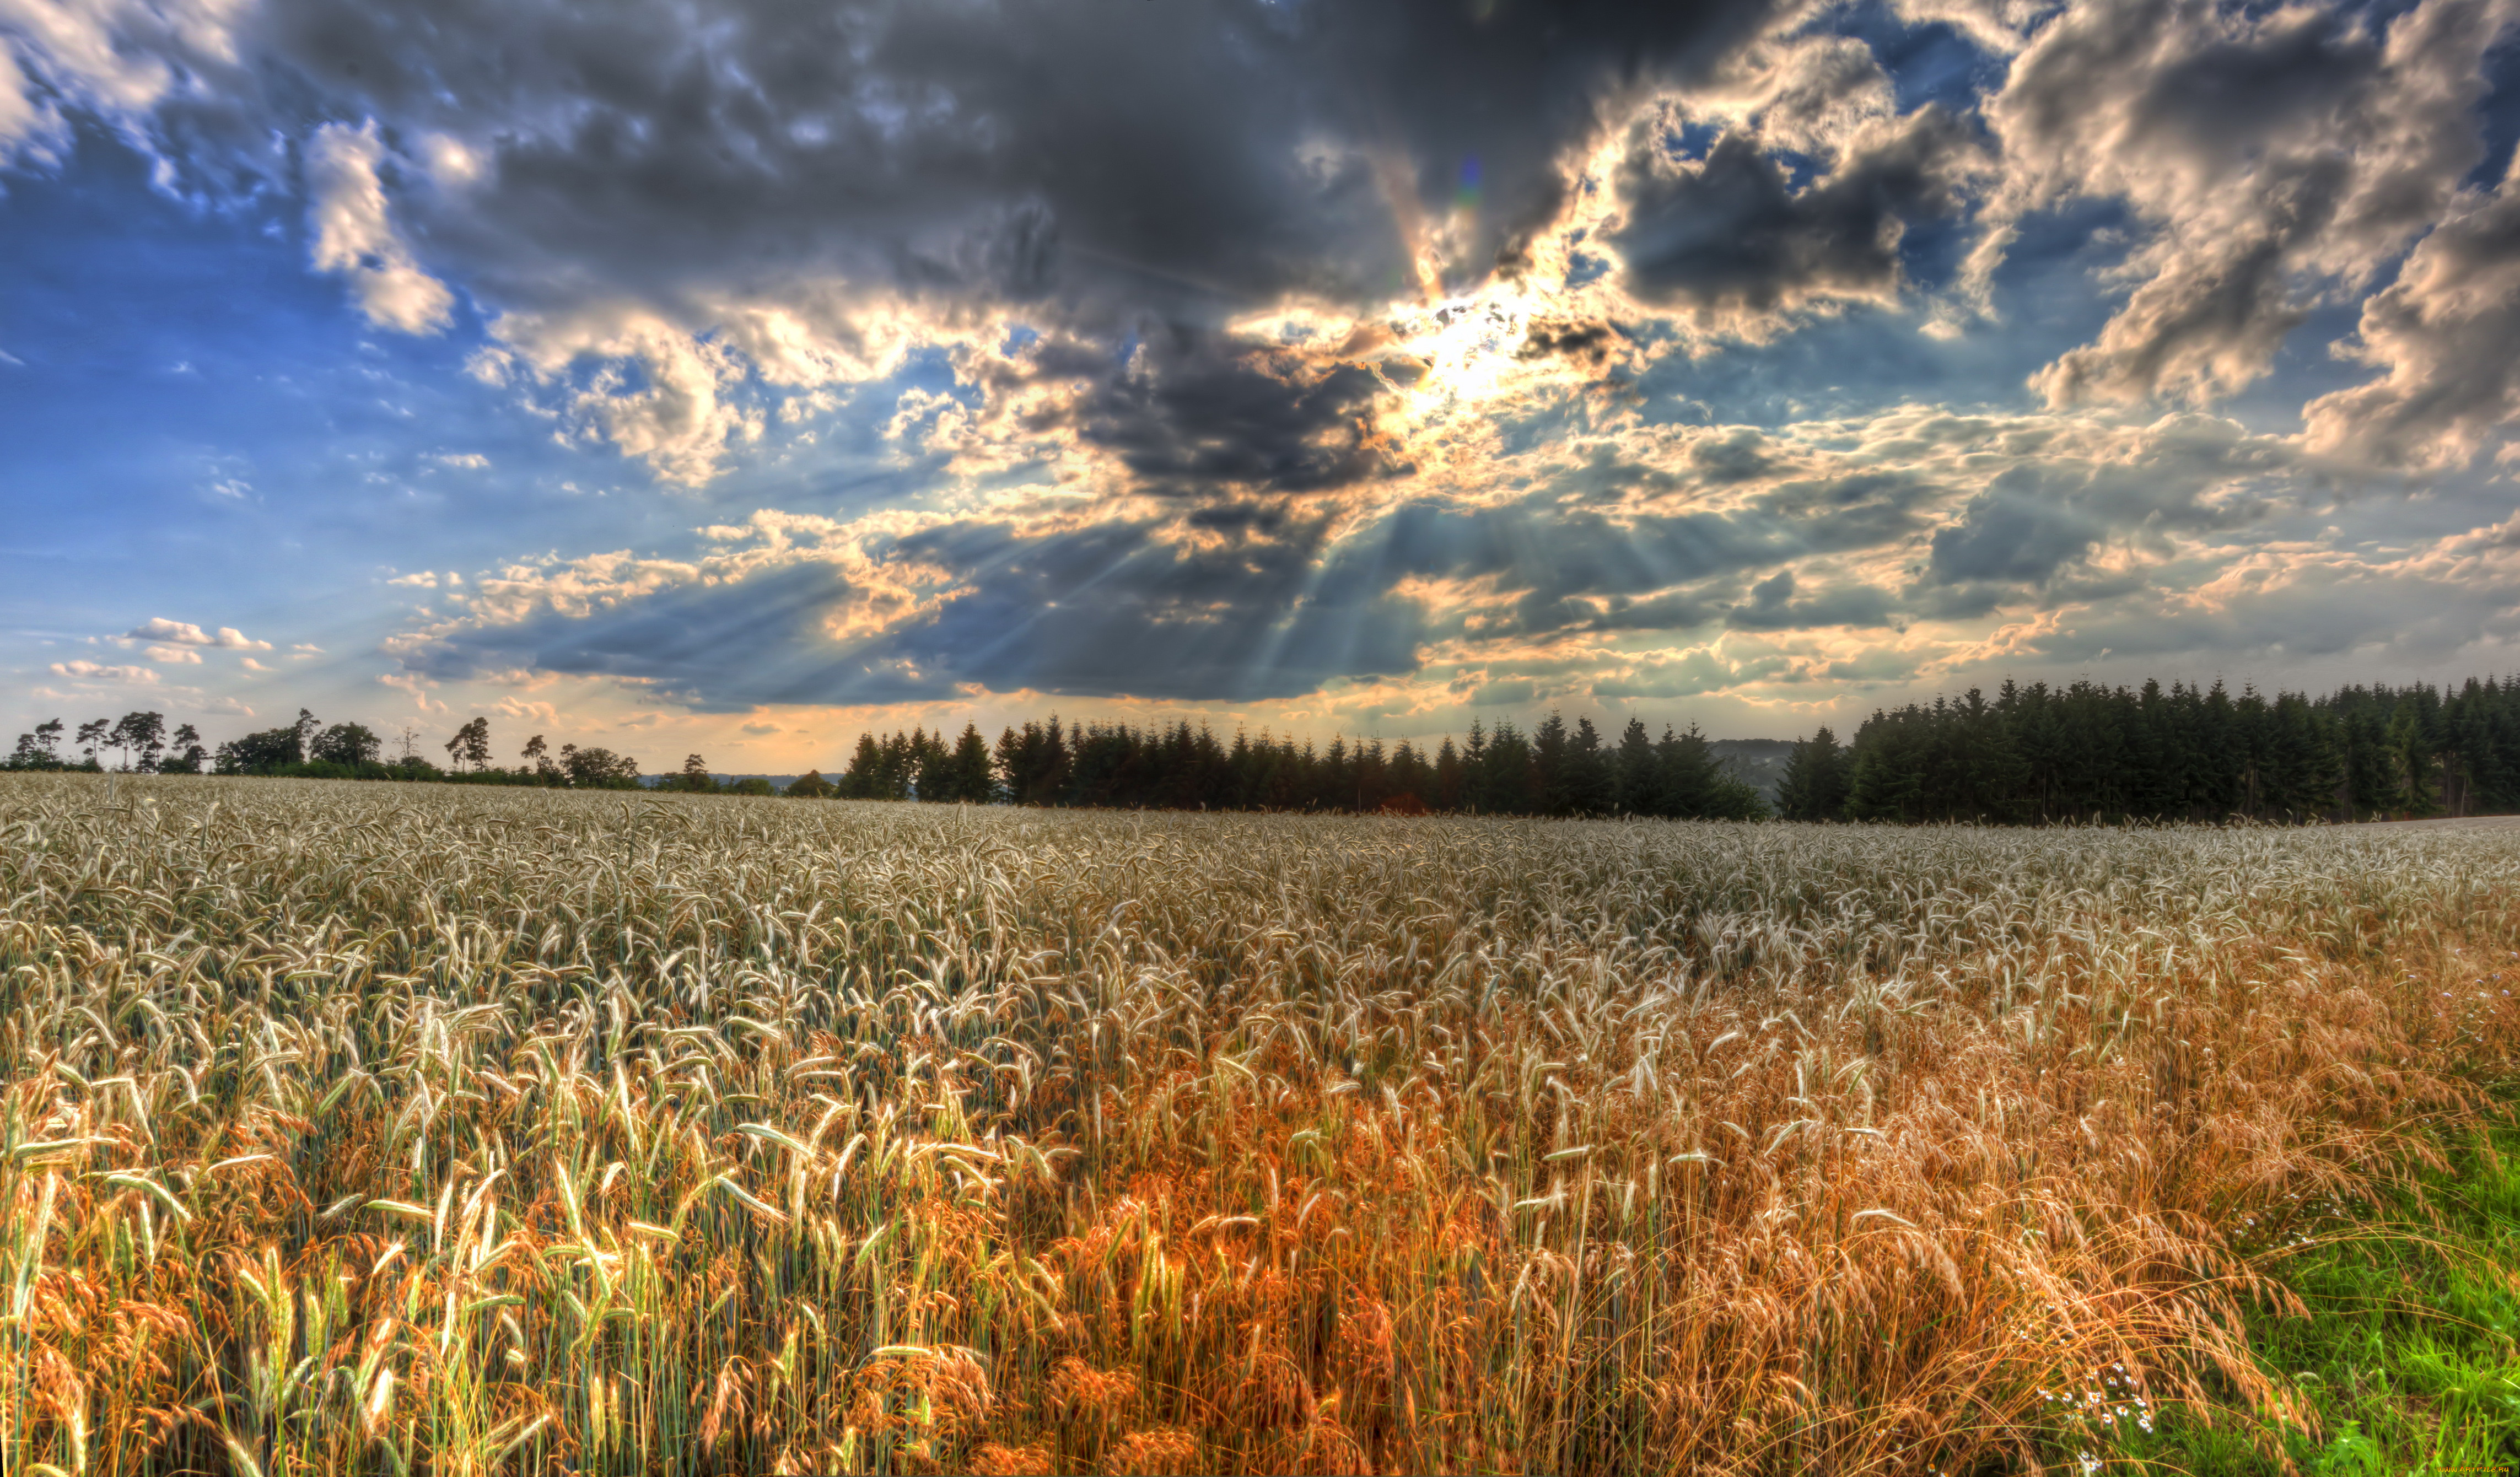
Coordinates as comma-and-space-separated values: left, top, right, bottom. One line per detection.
6, 0, 2520, 772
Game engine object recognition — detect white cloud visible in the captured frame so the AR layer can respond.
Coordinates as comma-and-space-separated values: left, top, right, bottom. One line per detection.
1992, 0, 2517, 409
0, 0, 243, 170
494, 308, 764, 486
429, 451, 491, 471
127, 618, 272, 650
2304, 164, 2520, 470
50, 659, 159, 684
240, 656, 271, 671
379, 672, 445, 712
306, 119, 455, 335
388, 571, 440, 587
143, 643, 203, 663
490, 695, 561, 727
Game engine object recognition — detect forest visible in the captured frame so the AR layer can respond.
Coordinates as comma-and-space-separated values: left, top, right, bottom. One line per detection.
1776, 676, 2520, 823
9, 673, 2520, 822
823, 676, 2520, 822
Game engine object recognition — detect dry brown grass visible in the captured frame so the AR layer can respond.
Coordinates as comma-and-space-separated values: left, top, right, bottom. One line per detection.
3, 773, 2518, 1474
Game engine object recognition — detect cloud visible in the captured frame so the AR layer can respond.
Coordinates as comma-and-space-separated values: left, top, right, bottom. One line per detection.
17, 0, 2520, 724
1, 0, 1822, 482
50, 660, 158, 683
19, 0, 2517, 494
1724, 569, 1900, 630
2304, 165, 2520, 470
0, 0, 245, 171
494, 309, 763, 486
1594, 643, 1790, 700
127, 618, 273, 650
1993, 0, 2516, 409
394, 512, 1424, 707
1610, 105, 1983, 331
305, 120, 455, 335
142, 643, 203, 663
378, 672, 445, 711
489, 695, 561, 727
371, 402, 2377, 716
1928, 482, 2104, 584
1986, 549, 2520, 667
1065, 325, 1409, 498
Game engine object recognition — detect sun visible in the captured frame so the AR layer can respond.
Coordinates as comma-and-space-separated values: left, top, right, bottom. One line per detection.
1390, 287, 1537, 410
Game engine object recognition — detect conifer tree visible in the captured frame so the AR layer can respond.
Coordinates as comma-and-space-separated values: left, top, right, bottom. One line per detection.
1775, 726, 1848, 821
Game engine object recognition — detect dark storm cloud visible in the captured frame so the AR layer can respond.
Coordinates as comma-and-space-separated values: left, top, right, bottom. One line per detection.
1927, 484, 2103, 584
1516, 317, 1624, 367
1725, 568, 1900, 629
1071, 325, 1406, 497
938, 321, 1409, 499
223, 0, 1796, 320
1923, 421, 2284, 586
1610, 106, 1979, 321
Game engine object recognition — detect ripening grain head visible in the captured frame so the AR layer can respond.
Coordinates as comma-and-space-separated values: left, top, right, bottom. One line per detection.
2, 773, 2516, 1474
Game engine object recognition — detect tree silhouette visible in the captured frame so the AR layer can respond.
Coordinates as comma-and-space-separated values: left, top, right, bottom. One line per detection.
107, 711, 167, 771
1775, 727, 1848, 822
7, 719, 66, 769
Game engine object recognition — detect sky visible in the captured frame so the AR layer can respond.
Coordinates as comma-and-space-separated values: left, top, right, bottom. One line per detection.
5, 0, 2520, 772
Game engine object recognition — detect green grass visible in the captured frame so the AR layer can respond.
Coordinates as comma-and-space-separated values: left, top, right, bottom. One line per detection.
2095, 1113, 2520, 1476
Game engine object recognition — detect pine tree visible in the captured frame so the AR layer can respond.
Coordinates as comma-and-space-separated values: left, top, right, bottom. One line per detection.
952, 723, 995, 802
1564, 716, 1614, 816
1613, 717, 1657, 816
1775, 726, 1847, 821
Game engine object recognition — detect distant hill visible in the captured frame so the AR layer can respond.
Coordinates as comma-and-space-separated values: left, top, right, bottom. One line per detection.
1710, 738, 1795, 807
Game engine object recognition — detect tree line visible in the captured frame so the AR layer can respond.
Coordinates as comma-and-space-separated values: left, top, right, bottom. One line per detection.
1773, 677, 2520, 823
4, 708, 643, 788
804, 714, 1764, 818
12, 672, 2520, 822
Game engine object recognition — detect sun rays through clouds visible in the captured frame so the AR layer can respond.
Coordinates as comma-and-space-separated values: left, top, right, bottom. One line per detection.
6, 0, 2520, 751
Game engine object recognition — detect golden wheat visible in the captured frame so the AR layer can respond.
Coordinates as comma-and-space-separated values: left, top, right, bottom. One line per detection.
3, 774, 2517, 1474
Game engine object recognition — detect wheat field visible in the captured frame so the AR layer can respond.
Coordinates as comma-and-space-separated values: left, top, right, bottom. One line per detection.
4, 775, 2518, 1475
